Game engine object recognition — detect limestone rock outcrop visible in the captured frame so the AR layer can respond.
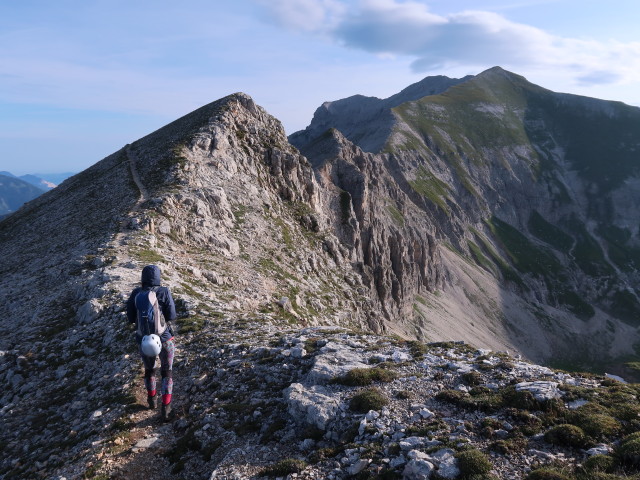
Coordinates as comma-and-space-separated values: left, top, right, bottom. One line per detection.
291, 66, 640, 373
2, 67, 640, 479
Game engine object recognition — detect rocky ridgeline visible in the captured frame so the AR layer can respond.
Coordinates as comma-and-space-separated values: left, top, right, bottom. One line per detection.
2, 71, 640, 480
0, 91, 385, 479
4, 314, 639, 479
292, 67, 640, 372
289, 74, 472, 153
122, 92, 382, 331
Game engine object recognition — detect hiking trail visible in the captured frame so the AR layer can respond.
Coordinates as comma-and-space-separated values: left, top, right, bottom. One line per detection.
126, 145, 150, 204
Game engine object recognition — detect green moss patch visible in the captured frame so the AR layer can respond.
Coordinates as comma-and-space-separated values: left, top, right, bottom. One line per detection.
176, 315, 205, 334
133, 248, 164, 264
472, 229, 525, 287
569, 411, 621, 439
461, 371, 483, 386
581, 454, 616, 474
456, 449, 493, 477
350, 388, 390, 413
488, 216, 563, 277
468, 240, 498, 274
385, 203, 405, 227
525, 468, 572, 480
408, 166, 452, 213
544, 424, 590, 449
615, 433, 640, 467
565, 216, 614, 277
333, 367, 397, 386
405, 340, 429, 358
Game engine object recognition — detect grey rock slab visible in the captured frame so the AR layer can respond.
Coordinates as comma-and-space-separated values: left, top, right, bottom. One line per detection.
76, 298, 103, 325
365, 410, 381, 421
290, 347, 306, 358
428, 448, 456, 462
133, 435, 160, 451
391, 350, 412, 362
605, 373, 627, 383
419, 408, 434, 419
435, 456, 459, 479
16, 356, 29, 370
407, 450, 429, 460
348, 459, 371, 475
402, 458, 434, 480
513, 362, 554, 378
586, 444, 612, 456
284, 382, 340, 431
389, 455, 407, 468
305, 342, 369, 384
515, 381, 561, 401
358, 418, 368, 436
400, 436, 424, 451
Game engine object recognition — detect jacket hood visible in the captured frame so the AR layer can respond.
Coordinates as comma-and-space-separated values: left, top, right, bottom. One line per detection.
141, 265, 162, 287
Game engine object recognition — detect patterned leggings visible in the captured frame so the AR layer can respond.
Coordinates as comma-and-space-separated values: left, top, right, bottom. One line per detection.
140, 338, 175, 396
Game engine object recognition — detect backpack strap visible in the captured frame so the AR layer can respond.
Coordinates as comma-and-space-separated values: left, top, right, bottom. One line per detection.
151, 286, 167, 336
136, 287, 155, 337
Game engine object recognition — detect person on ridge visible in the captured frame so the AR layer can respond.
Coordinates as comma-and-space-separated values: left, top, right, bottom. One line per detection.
126, 264, 177, 421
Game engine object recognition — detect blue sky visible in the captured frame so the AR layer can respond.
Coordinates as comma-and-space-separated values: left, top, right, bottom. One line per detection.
2, 0, 640, 175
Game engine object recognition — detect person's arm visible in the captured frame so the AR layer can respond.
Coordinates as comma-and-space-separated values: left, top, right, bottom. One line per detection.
126, 289, 139, 324
162, 288, 177, 322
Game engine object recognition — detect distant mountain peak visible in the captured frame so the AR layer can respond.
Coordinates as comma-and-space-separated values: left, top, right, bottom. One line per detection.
290, 66, 640, 376
290, 73, 471, 153
0, 174, 48, 216
3, 69, 640, 479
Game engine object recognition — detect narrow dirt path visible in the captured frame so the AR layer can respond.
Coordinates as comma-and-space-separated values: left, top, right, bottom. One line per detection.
107, 145, 150, 253
101, 348, 191, 480
126, 145, 150, 203
94, 146, 191, 478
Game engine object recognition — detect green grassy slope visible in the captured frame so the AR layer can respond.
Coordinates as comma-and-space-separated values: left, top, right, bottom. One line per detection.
386, 67, 640, 330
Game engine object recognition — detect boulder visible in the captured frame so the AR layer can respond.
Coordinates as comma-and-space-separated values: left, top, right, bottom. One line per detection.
76, 298, 103, 325
284, 383, 340, 431
515, 381, 561, 402
402, 458, 434, 480
305, 342, 369, 384
427, 449, 460, 479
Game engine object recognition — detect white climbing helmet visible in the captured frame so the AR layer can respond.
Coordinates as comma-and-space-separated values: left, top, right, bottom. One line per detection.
141, 334, 162, 357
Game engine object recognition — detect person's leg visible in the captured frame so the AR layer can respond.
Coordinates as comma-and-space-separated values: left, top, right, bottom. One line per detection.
159, 338, 175, 419
140, 349, 157, 408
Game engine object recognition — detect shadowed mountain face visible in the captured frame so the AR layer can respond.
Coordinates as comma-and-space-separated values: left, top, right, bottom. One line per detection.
3, 70, 640, 479
289, 74, 472, 153
2, 69, 639, 375
291, 66, 640, 374
0, 174, 47, 216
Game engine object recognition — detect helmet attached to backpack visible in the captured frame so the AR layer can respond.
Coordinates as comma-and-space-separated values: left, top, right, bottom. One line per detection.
141, 334, 162, 357
135, 265, 168, 358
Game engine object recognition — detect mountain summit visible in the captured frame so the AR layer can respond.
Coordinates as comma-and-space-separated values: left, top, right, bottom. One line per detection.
291, 66, 640, 375
289, 73, 472, 153
1, 68, 640, 478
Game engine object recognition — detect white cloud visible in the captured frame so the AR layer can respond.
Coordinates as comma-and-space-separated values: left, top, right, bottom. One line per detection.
255, 0, 640, 86
255, 0, 346, 32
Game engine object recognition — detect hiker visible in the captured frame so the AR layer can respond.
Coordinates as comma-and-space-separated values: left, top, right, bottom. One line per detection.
126, 264, 177, 421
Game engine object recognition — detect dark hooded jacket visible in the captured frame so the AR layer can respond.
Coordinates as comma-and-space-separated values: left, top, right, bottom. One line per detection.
126, 265, 176, 343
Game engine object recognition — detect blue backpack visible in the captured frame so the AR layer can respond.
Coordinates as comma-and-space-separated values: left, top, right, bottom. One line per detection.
135, 288, 167, 337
